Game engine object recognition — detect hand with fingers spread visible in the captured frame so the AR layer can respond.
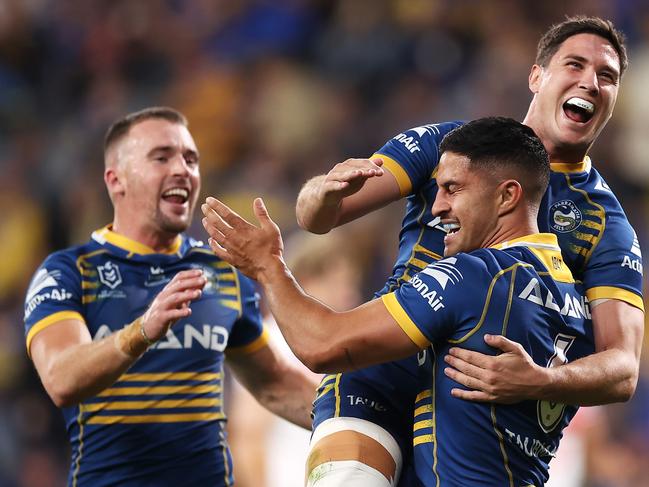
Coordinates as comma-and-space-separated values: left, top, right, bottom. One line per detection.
319, 158, 384, 206
201, 197, 284, 282
443, 334, 547, 404
140, 269, 207, 342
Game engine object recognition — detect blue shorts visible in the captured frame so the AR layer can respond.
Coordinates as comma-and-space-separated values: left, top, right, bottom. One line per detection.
312, 353, 428, 487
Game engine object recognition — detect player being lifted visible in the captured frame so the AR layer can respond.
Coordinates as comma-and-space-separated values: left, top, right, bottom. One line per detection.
24, 107, 317, 487
293, 15, 643, 487
202, 116, 596, 486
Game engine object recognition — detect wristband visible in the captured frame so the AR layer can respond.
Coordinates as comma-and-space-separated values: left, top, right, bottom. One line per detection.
139, 320, 156, 346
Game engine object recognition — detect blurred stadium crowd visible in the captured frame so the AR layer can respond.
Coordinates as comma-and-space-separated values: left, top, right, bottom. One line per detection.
1, 1, 648, 486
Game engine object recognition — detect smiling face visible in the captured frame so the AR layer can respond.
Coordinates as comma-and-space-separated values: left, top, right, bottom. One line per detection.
523, 33, 620, 162
432, 152, 501, 257
106, 118, 201, 240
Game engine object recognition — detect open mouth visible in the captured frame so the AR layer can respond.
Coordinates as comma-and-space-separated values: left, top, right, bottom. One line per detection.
442, 222, 460, 235
563, 97, 595, 123
162, 187, 190, 204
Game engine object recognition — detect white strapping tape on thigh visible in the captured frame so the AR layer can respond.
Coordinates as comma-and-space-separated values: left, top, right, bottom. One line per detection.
309, 417, 403, 471
306, 460, 393, 487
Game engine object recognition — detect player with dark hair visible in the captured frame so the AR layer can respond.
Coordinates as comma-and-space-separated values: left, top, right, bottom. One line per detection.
294, 15, 643, 487
202, 116, 595, 486
24, 107, 317, 487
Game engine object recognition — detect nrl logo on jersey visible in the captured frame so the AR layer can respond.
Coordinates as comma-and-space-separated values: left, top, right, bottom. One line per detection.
549, 200, 582, 233
97, 261, 122, 289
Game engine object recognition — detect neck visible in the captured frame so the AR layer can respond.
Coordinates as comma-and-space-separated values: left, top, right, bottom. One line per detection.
483, 214, 539, 249
522, 110, 588, 165
112, 215, 179, 253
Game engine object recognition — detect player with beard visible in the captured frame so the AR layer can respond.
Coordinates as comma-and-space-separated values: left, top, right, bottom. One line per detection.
23, 107, 317, 487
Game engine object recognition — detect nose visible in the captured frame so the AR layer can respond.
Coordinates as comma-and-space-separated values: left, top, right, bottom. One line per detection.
431, 192, 449, 218
578, 67, 599, 97
170, 154, 191, 176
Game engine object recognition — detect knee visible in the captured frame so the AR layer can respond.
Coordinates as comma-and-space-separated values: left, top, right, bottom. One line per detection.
306, 418, 402, 487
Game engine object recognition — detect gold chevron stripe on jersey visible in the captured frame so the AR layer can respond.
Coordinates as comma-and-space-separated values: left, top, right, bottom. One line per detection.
561, 172, 606, 267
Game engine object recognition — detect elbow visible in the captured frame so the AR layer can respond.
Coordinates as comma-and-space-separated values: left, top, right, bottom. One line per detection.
296, 347, 346, 374
296, 216, 329, 235
46, 383, 79, 408
41, 371, 80, 408
615, 374, 638, 403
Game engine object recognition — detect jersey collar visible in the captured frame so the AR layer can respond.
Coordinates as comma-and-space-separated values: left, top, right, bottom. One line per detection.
491, 233, 560, 252
92, 225, 183, 255
491, 233, 574, 283
550, 156, 591, 174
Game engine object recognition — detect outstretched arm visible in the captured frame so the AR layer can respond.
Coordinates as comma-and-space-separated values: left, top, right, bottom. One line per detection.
296, 157, 401, 234
443, 299, 643, 405
202, 197, 419, 372
31, 270, 206, 407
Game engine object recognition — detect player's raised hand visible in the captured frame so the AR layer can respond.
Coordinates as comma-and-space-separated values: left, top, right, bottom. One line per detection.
201, 197, 284, 281
140, 269, 206, 342
443, 334, 545, 404
319, 158, 384, 206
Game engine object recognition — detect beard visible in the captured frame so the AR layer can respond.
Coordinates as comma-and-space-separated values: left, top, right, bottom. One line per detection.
156, 205, 193, 235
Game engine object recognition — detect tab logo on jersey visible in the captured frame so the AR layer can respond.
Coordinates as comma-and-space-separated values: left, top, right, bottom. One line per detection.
26, 268, 62, 301
549, 200, 582, 233
97, 261, 122, 289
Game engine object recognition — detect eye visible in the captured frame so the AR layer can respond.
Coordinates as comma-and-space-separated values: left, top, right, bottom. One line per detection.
185, 155, 199, 166
155, 156, 168, 163
567, 61, 582, 69
598, 71, 617, 84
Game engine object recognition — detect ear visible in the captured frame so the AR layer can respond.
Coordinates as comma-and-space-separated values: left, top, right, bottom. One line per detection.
104, 166, 125, 201
497, 180, 523, 216
528, 64, 542, 94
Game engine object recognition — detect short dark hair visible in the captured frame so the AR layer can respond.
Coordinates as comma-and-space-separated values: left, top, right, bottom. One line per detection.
536, 15, 628, 76
439, 117, 550, 205
104, 106, 188, 155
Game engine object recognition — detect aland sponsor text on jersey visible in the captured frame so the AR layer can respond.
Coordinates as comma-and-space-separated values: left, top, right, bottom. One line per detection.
24, 226, 268, 487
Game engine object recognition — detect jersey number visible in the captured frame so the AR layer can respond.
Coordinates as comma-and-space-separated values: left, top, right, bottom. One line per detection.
537, 334, 575, 433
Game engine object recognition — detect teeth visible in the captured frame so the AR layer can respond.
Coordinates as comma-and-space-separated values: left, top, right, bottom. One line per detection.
162, 188, 189, 199
565, 97, 594, 114
443, 223, 460, 234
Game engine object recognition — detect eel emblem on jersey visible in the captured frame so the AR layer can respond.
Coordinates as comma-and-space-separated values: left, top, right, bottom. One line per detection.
549, 200, 582, 233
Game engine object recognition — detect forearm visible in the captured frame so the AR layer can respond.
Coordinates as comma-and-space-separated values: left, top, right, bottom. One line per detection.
541, 347, 639, 406
296, 175, 341, 234
258, 260, 340, 369
254, 366, 318, 429
42, 321, 148, 407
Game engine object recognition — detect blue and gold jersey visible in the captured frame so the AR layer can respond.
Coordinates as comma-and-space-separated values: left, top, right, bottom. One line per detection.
375, 123, 644, 311
24, 226, 267, 487
382, 234, 594, 486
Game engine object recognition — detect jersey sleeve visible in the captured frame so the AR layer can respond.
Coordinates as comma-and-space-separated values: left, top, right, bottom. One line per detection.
374, 121, 463, 196
226, 272, 269, 353
381, 254, 485, 347
583, 212, 644, 311
24, 251, 85, 354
